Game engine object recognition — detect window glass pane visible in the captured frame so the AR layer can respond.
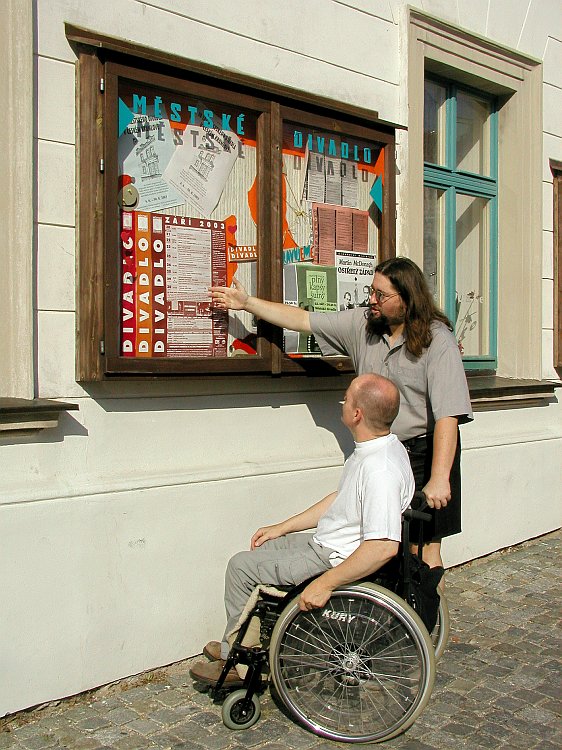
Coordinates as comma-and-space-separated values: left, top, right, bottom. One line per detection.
117, 79, 259, 359
280, 122, 383, 354
455, 194, 490, 356
423, 186, 446, 303
424, 80, 447, 166
456, 90, 491, 175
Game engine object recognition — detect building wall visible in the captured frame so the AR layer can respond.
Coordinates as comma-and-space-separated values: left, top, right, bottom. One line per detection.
1, 0, 560, 716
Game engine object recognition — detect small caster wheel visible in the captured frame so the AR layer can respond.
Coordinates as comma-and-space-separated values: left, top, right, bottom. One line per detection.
222, 689, 261, 730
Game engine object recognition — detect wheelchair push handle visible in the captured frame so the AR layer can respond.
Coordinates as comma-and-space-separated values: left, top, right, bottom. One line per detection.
403, 491, 432, 522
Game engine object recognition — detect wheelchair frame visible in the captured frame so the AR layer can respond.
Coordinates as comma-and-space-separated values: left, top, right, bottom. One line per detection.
209, 502, 448, 743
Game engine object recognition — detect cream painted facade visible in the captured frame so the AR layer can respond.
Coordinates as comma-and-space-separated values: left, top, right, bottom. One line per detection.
1, 0, 561, 716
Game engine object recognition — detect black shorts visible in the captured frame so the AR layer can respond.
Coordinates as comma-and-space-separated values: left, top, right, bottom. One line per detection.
401, 430, 462, 543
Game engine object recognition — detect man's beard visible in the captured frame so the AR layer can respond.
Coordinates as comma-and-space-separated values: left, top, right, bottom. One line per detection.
364, 308, 405, 336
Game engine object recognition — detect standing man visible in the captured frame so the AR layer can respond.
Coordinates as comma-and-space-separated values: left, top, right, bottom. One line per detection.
209, 257, 473, 572
189, 374, 414, 686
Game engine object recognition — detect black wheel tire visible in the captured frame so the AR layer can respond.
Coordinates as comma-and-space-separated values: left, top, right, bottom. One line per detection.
432, 592, 451, 662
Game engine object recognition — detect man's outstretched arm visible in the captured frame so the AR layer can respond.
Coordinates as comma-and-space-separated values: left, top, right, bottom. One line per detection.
209, 277, 312, 333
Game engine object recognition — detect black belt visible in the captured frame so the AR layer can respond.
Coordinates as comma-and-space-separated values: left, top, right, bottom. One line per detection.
401, 433, 433, 449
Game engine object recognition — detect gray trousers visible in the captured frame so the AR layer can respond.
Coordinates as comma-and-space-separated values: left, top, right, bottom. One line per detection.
221, 533, 333, 659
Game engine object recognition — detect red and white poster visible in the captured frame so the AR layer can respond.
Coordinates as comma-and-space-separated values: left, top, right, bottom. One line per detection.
120, 211, 228, 358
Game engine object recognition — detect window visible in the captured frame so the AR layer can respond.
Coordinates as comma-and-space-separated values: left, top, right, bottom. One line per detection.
423, 78, 498, 369
74, 40, 395, 380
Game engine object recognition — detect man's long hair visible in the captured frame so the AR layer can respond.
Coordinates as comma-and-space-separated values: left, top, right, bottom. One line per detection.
370, 257, 453, 358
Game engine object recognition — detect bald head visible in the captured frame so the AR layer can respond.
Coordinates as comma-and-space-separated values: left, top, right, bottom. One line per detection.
347, 374, 400, 432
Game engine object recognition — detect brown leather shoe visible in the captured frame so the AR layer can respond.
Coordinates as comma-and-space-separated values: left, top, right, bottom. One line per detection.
189, 659, 244, 688
203, 640, 222, 662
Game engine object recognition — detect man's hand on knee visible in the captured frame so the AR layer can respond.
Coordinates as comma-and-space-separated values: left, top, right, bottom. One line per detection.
250, 523, 287, 550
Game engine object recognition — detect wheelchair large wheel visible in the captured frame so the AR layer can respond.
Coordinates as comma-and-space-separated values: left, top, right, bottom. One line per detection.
431, 592, 450, 662
270, 582, 435, 744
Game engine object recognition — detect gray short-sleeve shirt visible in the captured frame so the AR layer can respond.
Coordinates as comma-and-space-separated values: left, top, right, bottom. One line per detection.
310, 308, 473, 440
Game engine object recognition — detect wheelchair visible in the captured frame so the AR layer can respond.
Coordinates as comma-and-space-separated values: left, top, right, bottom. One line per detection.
209, 498, 449, 743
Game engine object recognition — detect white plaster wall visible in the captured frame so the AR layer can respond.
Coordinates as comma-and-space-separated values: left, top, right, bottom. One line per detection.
2, 0, 560, 715
1, 468, 340, 714
444, 398, 562, 565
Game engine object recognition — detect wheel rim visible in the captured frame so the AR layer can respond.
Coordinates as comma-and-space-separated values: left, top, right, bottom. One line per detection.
230, 698, 256, 725
270, 583, 435, 743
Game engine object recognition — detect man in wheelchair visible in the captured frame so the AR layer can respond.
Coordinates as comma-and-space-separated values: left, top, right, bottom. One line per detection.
190, 373, 415, 687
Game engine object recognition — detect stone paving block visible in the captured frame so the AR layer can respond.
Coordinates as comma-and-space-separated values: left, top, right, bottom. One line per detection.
126, 718, 163, 736
64, 737, 102, 750
75, 716, 112, 732
0, 734, 19, 750
516, 703, 560, 724
153, 689, 189, 708
12, 734, 58, 750
92, 727, 128, 745
197, 733, 244, 750
113, 735, 158, 750
148, 730, 186, 749
503, 731, 541, 749
119, 687, 151, 704
540, 697, 561, 716
171, 722, 213, 744
147, 708, 187, 727
105, 707, 139, 725
282, 728, 324, 748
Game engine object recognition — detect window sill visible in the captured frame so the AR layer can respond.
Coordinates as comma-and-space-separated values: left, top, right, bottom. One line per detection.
0, 399, 79, 434
468, 376, 561, 410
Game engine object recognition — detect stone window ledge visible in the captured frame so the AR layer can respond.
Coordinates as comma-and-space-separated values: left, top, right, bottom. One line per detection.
468, 377, 561, 410
0, 399, 79, 434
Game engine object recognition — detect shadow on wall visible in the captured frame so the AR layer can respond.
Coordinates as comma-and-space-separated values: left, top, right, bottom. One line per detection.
85, 378, 356, 459
101, 394, 355, 458
0, 411, 88, 447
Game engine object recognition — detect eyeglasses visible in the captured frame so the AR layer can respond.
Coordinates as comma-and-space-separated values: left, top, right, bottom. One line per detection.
368, 287, 400, 304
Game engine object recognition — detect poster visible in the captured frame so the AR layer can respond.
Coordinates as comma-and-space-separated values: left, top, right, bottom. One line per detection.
163, 110, 241, 216
118, 106, 183, 212
303, 134, 359, 208
283, 263, 337, 354
120, 211, 229, 358
312, 204, 370, 265
335, 251, 375, 310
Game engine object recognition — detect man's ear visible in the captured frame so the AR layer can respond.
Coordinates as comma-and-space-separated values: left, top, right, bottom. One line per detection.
353, 407, 362, 424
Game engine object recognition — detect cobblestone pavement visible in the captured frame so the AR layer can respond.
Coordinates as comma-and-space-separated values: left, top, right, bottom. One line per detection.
2, 532, 560, 750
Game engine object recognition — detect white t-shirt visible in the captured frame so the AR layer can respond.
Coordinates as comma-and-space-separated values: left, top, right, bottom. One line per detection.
313, 433, 414, 565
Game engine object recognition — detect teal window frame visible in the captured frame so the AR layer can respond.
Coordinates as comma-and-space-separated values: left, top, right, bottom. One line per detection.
424, 77, 498, 370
